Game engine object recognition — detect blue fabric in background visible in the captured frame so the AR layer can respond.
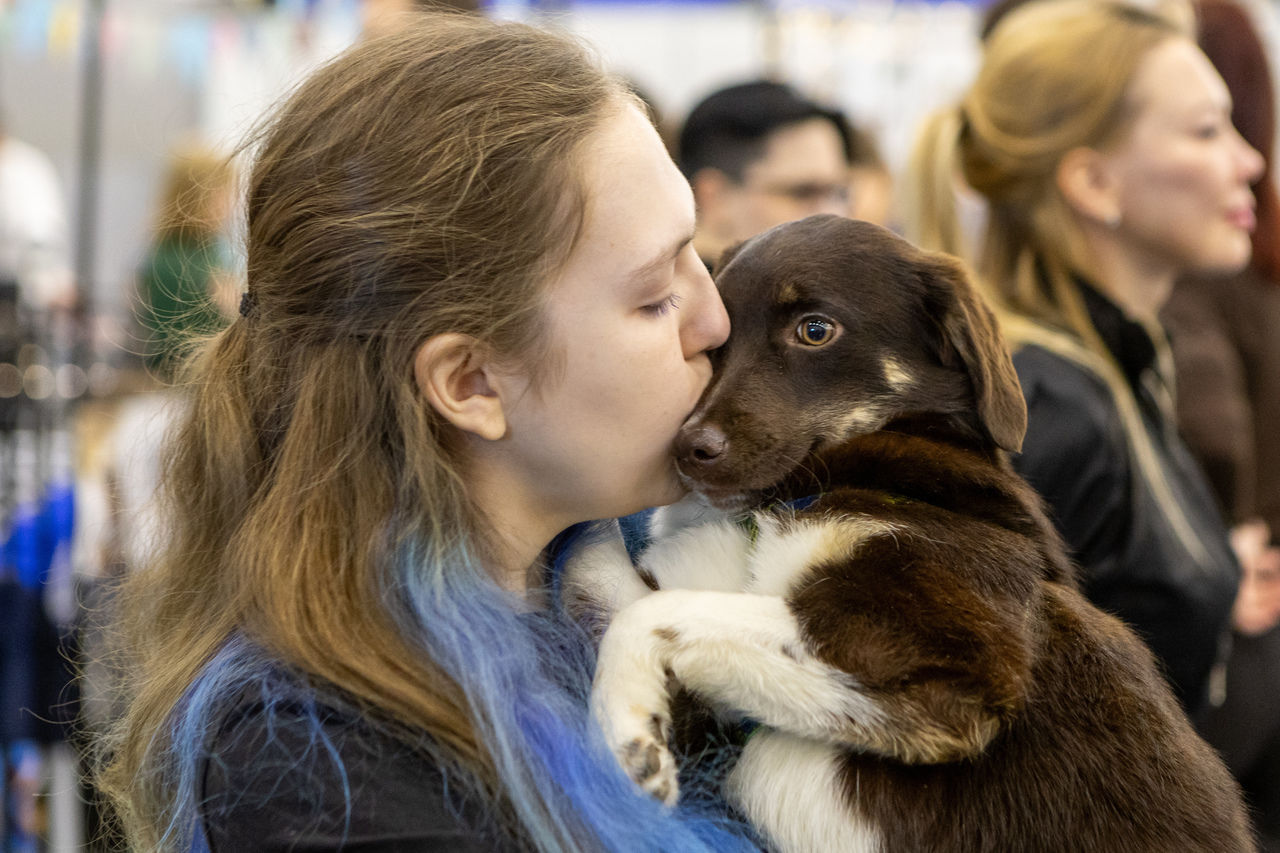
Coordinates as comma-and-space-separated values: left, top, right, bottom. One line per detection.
2, 483, 74, 591
1, 482, 78, 746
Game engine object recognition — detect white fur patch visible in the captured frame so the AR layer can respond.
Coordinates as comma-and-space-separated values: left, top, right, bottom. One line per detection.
560, 522, 653, 615
748, 515, 896, 598
730, 731, 884, 853
586, 510, 899, 846
640, 518, 755, 593
594, 590, 885, 745
835, 404, 885, 438
648, 494, 726, 540
881, 357, 914, 391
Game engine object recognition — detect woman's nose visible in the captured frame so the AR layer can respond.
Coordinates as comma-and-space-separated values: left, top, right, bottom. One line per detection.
1238, 135, 1266, 184
682, 255, 730, 358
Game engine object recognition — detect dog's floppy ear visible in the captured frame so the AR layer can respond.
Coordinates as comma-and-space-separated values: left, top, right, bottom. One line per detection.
919, 252, 1027, 453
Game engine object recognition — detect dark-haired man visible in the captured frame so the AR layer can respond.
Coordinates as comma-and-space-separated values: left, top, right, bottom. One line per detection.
677, 80, 853, 268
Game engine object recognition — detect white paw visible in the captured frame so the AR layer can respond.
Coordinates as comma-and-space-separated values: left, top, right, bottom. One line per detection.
592, 663, 680, 806
617, 720, 680, 807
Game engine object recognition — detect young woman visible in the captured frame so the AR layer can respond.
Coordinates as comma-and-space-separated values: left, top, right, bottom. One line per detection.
906, 0, 1280, 727
95, 15, 759, 852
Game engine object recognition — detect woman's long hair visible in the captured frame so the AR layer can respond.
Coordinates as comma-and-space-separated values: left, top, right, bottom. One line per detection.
95, 15, 754, 852
903, 0, 1211, 563
907, 0, 1186, 337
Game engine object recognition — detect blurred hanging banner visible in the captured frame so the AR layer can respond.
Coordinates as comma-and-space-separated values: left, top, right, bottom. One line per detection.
0, 0, 360, 85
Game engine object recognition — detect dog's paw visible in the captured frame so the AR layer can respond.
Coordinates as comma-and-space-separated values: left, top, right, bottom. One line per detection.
592, 661, 680, 806
618, 719, 680, 807
602, 707, 680, 807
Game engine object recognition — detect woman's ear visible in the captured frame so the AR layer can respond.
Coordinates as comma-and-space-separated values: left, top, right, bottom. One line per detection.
1056, 146, 1123, 228
414, 333, 508, 441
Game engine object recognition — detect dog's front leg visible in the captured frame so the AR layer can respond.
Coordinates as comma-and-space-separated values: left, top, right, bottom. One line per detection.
560, 521, 656, 636
592, 589, 868, 804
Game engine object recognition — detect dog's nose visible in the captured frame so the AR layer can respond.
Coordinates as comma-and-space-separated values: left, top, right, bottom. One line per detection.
676, 424, 728, 467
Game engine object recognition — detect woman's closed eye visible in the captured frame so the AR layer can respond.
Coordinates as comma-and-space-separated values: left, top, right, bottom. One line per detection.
641, 293, 683, 316
1192, 110, 1232, 140
1194, 121, 1224, 140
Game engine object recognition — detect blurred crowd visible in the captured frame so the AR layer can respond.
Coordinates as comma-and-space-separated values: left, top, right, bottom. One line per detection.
3, 0, 1280, 848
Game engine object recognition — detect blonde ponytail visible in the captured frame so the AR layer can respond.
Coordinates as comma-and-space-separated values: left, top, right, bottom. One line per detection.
903, 105, 973, 261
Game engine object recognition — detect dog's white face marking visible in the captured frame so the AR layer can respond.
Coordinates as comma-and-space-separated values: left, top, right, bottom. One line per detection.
881, 357, 915, 392
730, 731, 884, 853
748, 515, 895, 598
647, 494, 724, 541
819, 360, 913, 445
833, 404, 885, 441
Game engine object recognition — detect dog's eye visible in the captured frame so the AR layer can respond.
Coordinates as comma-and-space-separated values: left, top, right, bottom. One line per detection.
795, 317, 838, 347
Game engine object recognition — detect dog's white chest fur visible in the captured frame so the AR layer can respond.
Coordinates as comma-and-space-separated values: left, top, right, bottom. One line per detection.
564, 502, 891, 852
639, 499, 894, 597
731, 733, 884, 853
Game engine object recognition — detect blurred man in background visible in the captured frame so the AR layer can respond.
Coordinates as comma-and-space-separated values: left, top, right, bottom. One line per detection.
676, 80, 853, 267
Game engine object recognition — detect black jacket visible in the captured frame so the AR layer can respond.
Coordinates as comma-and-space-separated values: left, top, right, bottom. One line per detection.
1011, 285, 1239, 715
200, 677, 519, 853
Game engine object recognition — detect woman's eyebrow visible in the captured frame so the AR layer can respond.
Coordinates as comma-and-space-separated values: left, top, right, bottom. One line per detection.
631, 231, 696, 280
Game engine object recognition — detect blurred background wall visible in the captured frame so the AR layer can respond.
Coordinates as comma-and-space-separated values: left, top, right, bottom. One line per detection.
0, 0, 1002, 344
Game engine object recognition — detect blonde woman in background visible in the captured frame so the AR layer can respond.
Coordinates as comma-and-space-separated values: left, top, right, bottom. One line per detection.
906, 0, 1280, 782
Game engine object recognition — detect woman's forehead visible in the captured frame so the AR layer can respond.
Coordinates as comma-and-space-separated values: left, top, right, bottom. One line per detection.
1127, 38, 1229, 125
568, 106, 696, 273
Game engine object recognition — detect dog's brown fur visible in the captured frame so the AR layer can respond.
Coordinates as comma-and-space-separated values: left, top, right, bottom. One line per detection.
668, 216, 1253, 850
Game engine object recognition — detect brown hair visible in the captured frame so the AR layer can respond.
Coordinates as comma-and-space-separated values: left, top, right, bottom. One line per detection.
1196, 0, 1280, 282
152, 142, 235, 243
905, 0, 1212, 565
906, 0, 1186, 335
98, 15, 627, 848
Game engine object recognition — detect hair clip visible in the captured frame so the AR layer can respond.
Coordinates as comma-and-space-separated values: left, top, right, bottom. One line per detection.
239, 291, 255, 318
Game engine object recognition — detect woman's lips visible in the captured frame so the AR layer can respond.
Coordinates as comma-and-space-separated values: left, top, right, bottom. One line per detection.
1227, 206, 1257, 232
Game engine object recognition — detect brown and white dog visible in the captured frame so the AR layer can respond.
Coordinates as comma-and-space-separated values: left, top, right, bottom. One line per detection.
565, 216, 1253, 852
